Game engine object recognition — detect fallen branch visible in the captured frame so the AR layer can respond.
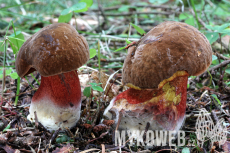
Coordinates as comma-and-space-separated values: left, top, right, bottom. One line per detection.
199, 60, 230, 77
87, 131, 108, 143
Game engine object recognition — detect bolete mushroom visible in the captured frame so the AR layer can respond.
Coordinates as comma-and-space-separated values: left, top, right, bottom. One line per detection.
104, 21, 212, 132
16, 23, 89, 131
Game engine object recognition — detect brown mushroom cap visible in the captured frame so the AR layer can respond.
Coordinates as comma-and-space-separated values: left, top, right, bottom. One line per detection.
122, 21, 212, 89
16, 23, 89, 77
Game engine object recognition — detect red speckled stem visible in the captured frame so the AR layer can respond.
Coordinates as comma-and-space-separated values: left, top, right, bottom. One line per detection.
32, 70, 81, 108
114, 74, 188, 130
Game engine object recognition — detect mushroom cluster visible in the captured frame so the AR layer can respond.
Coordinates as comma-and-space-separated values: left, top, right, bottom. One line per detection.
16, 23, 89, 131
104, 21, 212, 132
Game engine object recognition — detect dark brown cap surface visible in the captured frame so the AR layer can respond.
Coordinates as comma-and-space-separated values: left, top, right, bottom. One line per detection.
123, 21, 212, 89
16, 23, 89, 77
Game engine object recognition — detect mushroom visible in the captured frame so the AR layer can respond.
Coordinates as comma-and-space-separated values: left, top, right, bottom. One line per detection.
104, 21, 212, 132
16, 23, 89, 131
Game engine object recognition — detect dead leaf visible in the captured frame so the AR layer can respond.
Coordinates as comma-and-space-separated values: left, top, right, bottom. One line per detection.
52, 143, 76, 153
0, 144, 15, 153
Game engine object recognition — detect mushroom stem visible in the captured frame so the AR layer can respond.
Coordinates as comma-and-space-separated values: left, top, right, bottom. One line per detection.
27, 70, 82, 131
104, 71, 189, 131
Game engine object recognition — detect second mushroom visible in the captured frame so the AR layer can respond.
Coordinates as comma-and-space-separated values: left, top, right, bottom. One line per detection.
104, 21, 212, 133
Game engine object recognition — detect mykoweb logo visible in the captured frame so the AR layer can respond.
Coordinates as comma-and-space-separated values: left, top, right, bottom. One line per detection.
114, 109, 228, 147
195, 108, 227, 148
115, 130, 186, 146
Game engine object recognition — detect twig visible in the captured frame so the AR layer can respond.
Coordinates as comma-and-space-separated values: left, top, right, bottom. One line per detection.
115, 111, 122, 131
87, 131, 108, 143
22, 73, 40, 92
190, 9, 211, 31
65, 127, 74, 138
98, 4, 107, 30
91, 99, 101, 127
198, 60, 230, 77
215, 52, 230, 60
34, 111, 38, 129
50, 128, 60, 144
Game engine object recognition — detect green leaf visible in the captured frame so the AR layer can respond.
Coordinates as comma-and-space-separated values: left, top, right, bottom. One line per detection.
61, 135, 68, 142
5, 68, 12, 75
212, 55, 218, 64
80, 0, 93, 8
185, 17, 195, 26
73, 3, 88, 13
212, 55, 217, 61
61, 8, 73, 16
126, 40, 131, 44
182, 147, 190, 153
87, 120, 92, 124
211, 94, 222, 105
8, 31, 25, 54
114, 46, 126, 52
89, 82, 99, 86
118, 5, 130, 12
60, 2, 87, 16
3, 124, 10, 132
89, 48, 97, 58
189, 76, 196, 79
225, 68, 230, 74
179, 13, 189, 20
56, 134, 69, 143
91, 85, 104, 92
10, 72, 19, 79
196, 83, 203, 88
58, 12, 72, 23
71, 2, 87, 13
130, 23, 146, 35
226, 82, 230, 86
83, 87, 91, 97
205, 23, 230, 33
205, 32, 219, 44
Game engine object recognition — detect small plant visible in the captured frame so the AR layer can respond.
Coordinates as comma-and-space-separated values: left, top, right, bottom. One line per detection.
83, 82, 103, 98
114, 23, 146, 52
58, 0, 93, 23
56, 134, 74, 144
0, 21, 25, 106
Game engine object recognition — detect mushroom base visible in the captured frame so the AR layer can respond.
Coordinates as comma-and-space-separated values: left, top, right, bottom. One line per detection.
27, 70, 82, 131
104, 71, 188, 132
